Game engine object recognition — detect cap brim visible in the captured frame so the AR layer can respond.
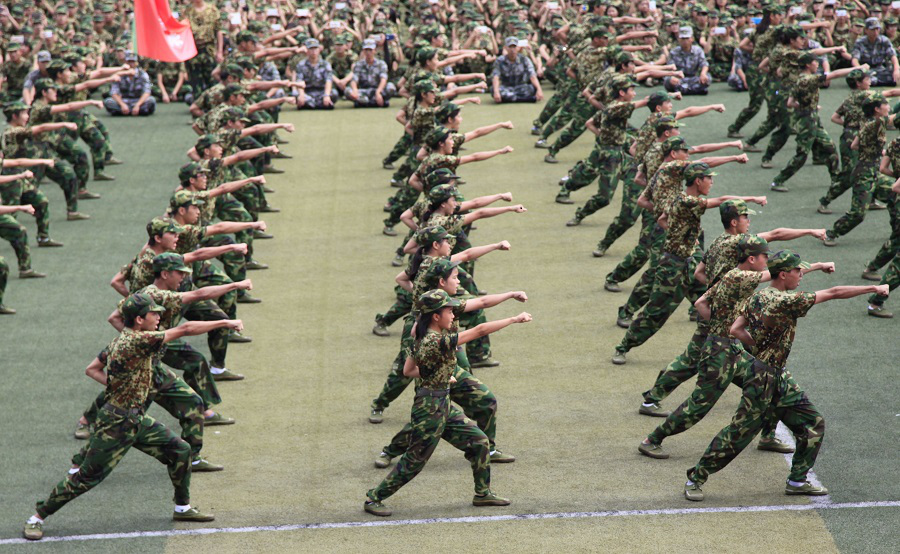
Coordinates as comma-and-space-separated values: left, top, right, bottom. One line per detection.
446, 297, 462, 308
744, 207, 757, 215
147, 305, 166, 313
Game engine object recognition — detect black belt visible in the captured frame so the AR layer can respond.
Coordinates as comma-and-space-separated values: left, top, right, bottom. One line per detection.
102, 403, 143, 417
707, 334, 738, 346
415, 388, 450, 398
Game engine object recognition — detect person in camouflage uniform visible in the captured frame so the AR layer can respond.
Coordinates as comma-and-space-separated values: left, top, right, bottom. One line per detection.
492, 37, 542, 103
664, 27, 710, 95
770, 54, 858, 193
557, 75, 646, 226
613, 163, 766, 366
374, 258, 525, 465
683, 250, 885, 502
364, 289, 531, 517
2, 100, 88, 220
864, 136, 900, 318
0, 154, 62, 247
824, 96, 891, 246
22, 293, 238, 541
0, 203, 42, 313
327, 38, 357, 99
148, 60, 193, 105
1, 43, 32, 102
183, 0, 223, 94
295, 39, 338, 109
347, 39, 396, 107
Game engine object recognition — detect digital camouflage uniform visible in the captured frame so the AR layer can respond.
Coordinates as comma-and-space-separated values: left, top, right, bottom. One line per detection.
295, 58, 338, 109
103, 68, 156, 115
852, 34, 898, 85
35, 328, 192, 519
351, 57, 396, 106
492, 53, 537, 102
688, 288, 824, 486
367, 326, 491, 502
664, 44, 710, 95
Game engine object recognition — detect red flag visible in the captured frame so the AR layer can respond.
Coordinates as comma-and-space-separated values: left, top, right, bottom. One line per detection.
134, 0, 198, 62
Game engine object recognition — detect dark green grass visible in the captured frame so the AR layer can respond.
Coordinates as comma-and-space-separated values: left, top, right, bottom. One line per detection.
0, 80, 896, 553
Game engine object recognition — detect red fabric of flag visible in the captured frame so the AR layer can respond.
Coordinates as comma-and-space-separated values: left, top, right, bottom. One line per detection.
134, 0, 198, 62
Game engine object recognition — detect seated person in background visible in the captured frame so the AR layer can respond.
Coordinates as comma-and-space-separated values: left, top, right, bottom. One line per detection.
347, 39, 395, 108
104, 51, 155, 116
491, 37, 543, 103
294, 39, 338, 110
851, 18, 900, 86
664, 27, 710, 95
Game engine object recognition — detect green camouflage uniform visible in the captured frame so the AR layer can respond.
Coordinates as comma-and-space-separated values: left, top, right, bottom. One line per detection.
0, 213, 32, 271
648, 268, 762, 445
183, 3, 221, 92
545, 46, 610, 157
823, 89, 870, 207
2, 121, 80, 214
867, 138, 900, 309
828, 116, 886, 239
746, 40, 792, 161
35, 329, 192, 518
31, 99, 91, 190
688, 288, 824, 486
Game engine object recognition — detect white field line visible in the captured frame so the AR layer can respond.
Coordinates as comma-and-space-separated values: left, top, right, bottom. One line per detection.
3, 500, 899, 545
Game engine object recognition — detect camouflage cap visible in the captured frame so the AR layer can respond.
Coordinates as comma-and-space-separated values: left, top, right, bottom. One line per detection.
120, 292, 166, 320
236, 30, 258, 43
424, 168, 460, 190
413, 79, 438, 95
3, 100, 30, 118
647, 91, 674, 111
425, 126, 452, 149
304, 37, 321, 49
418, 289, 461, 315
424, 257, 461, 285
435, 101, 461, 122
655, 116, 683, 132
428, 184, 457, 204
417, 46, 438, 63
34, 78, 58, 94
223, 83, 249, 100
738, 234, 770, 257
719, 199, 757, 222
195, 134, 220, 153
663, 135, 690, 153
415, 225, 449, 246
171, 189, 206, 209
683, 162, 717, 183
798, 52, 818, 65
223, 107, 251, 123
590, 26, 610, 39
152, 252, 192, 274
36, 50, 52, 62
178, 162, 209, 184
147, 216, 180, 238
221, 63, 243, 78
846, 68, 874, 87
767, 249, 811, 274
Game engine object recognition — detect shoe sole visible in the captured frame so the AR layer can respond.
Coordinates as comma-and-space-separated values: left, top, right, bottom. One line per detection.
684, 493, 704, 501
757, 445, 794, 453
785, 489, 828, 496
192, 466, 225, 472
489, 457, 516, 463
868, 311, 894, 318
204, 420, 236, 426
470, 362, 500, 368
616, 321, 631, 329
365, 506, 392, 517
639, 409, 670, 417
173, 516, 216, 522
473, 500, 511, 506
374, 461, 390, 468
604, 284, 621, 292
212, 375, 245, 381
638, 445, 669, 459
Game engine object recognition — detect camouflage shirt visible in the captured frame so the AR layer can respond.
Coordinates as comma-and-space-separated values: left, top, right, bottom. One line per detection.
121, 248, 157, 293
410, 105, 437, 145
492, 53, 536, 86
176, 223, 206, 254
791, 73, 826, 112
858, 116, 887, 164
744, 288, 816, 368
409, 254, 440, 302
835, 89, 870, 130
647, 159, 690, 220
327, 51, 356, 78
427, 213, 465, 249
885, 136, 900, 175
295, 58, 333, 90
664, 192, 707, 258
702, 232, 744, 287
105, 328, 167, 410
593, 100, 635, 148
352, 58, 388, 88
641, 141, 666, 181
183, 3, 221, 45
1, 59, 31, 98
633, 113, 665, 164
413, 328, 459, 389
707, 267, 763, 337
194, 83, 226, 113
131, 284, 184, 330
415, 153, 461, 182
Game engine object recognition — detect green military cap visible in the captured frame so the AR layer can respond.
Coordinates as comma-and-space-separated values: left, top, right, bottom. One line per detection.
223, 84, 248, 99
719, 199, 757, 221
424, 168, 460, 190
655, 116, 683, 131
846, 68, 873, 88
885, 18, 899, 27
195, 134, 220, 154
72, 32, 86, 42
590, 26, 610, 39
6, 43, 21, 53
248, 20, 267, 33
100, 4, 115, 13
663, 135, 690, 153
147, 216, 180, 237
425, 126, 452, 149
178, 162, 209, 184
418, 289, 461, 315
614, 51, 634, 65
334, 36, 349, 46
417, 47, 438, 63
221, 63, 243, 77
693, 5, 709, 14
223, 107, 251, 123
48, 59, 70, 70
424, 258, 461, 284
738, 234, 770, 257
648, 91, 674, 111
33, 78, 57, 94
172, 189, 206, 209
413, 79, 438, 94
862, 95, 888, 113
93, 14, 105, 22
54, 5, 68, 14
683, 161, 717, 183
152, 252, 193, 274
236, 57, 258, 70
851, 18, 865, 27
3, 100, 30, 118
236, 30, 258, 43
415, 225, 449, 246
767, 249, 810, 274
798, 52, 818, 65
120, 292, 165, 320
428, 184, 457, 204
9, 5, 24, 15
421, 27, 441, 40
762, 3, 785, 14
435, 102, 461, 122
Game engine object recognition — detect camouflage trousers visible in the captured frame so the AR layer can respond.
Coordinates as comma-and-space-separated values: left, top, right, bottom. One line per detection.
539, 84, 580, 140
181, 299, 230, 370
746, 78, 791, 162
773, 113, 839, 187
54, 134, 91, 189
215, 193, 255, 261
533, 82, 571, 128
379, 286, 413, 329
33, 151, 79, 213
199, 233, 247, 286
36, 406, 192, 518
606, 210, 656, 285
597, 163, 641, 251
162, 337, 222, 407
186, 43, 218, 93
390, 143, 421, 185
0, 214, 31, 271
869, 251, 900, 308
382, 365, 498, 456
648, 337, 752, 445
547, 96, 593, 157
74, 110, 110, 174
617, 223, 666, 319
822, 128, 859, 207
709, 62, 731, 82
498, 83, 537, 103
384, 133, 413, 166
830, 162, 877, 239
0, 256, 7, 305
367, 394, 491, 501
190, 259, 237, 320
384, 185, 421, 228
688, 358, 824, 485
643, 319, 710, 405
562, 145, 623, 218
866, 185, 900, 273
617, 251, 704, 354
728, 67, 763, 134
2, 179, 51, 240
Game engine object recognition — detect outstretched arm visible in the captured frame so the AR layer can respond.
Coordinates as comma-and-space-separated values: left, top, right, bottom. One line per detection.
451, 241, 510, 263
458, 312, 532, 345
